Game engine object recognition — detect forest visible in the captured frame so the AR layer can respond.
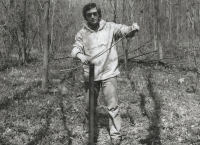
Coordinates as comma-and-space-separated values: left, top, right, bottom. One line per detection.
0, 0, 200, 145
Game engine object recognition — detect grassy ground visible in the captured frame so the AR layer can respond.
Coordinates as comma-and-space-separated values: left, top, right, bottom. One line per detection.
0, 58, 200, 145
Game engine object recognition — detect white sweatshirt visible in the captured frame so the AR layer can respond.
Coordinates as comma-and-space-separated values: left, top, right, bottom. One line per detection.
71, 20, 133, 81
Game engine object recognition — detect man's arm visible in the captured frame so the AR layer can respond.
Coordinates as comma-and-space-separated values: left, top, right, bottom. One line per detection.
71, 32, 89, 64
71, 32, 84, 58
113, 23, 139, 39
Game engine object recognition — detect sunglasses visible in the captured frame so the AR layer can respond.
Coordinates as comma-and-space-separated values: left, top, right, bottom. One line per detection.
86, 12, 98, 17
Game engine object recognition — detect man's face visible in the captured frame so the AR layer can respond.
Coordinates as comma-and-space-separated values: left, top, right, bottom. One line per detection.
86, 7, 99, 26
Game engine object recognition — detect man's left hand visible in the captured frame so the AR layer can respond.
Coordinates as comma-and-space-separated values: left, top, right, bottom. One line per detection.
132, 23, 139, 31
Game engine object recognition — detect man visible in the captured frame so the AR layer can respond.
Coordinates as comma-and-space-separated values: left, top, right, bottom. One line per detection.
71, 3, 139, 145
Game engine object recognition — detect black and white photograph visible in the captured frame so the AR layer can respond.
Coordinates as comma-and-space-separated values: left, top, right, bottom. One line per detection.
0, 0, 200, 145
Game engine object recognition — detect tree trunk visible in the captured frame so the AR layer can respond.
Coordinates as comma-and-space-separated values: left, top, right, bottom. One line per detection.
22, 0, 27, 64
155, 0, 163, 60
50, 1, 56, 56
109, 0, 117, 23
158, 0, 163, 60
154, 0, 158, 51
168, 0, 172, 44
122, 0, 128, 72
42, 0, 50, 91
113, 0, 117, 23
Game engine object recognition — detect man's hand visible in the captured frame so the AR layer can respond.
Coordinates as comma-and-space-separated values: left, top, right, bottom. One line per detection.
132, 23, 139, 31
77, 53, 89, 65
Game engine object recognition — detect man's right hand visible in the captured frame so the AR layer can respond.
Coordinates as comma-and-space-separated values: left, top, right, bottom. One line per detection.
76, 53, 89, 65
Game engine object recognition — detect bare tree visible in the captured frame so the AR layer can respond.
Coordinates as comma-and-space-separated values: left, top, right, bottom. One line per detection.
42, 0, 50, 91
109, 0, 117, 23
154, 0, 163, 59
122, 0, 128, 71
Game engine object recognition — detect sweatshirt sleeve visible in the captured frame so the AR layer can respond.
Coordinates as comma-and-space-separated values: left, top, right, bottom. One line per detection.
71, 32, 84, 58
113, 23, 136, 38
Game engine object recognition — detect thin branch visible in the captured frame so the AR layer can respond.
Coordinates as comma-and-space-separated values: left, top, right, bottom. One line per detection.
118, 40, 151, 58
53, 56, 73, 60
60, 64, 82, 72
128, 50, 159, 60
109, 0, 115, 13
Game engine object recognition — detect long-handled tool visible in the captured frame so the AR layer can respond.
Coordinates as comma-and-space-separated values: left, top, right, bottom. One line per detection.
89, 29, 138, 62
60, 29, 139, 72
88, 62, 95, 145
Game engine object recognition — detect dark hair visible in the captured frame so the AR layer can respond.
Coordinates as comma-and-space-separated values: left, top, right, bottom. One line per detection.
82, 3, 101, 20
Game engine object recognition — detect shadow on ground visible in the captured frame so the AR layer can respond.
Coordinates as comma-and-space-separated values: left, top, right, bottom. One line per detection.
126, 68, 162, 145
